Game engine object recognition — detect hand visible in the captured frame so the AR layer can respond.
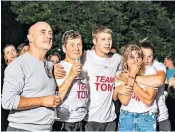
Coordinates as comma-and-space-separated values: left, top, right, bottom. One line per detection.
54, 64, 66, 79
129, 61, 143, 77
114, 84, 133, 96
41, 95, 61, 108
116, 71, 129, 83
169, 77, 175, 88
69, 63, 82, 79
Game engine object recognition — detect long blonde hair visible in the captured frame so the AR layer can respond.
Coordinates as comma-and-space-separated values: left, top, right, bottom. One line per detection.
121, 44, 145, 76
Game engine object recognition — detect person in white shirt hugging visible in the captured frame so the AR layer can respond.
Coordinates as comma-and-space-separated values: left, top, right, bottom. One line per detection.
113, 44, 157, 131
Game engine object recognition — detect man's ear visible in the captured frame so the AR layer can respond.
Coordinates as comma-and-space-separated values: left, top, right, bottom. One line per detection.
62, 45, 66, 53
27, 34, 33, 43
93, 38, 97, 46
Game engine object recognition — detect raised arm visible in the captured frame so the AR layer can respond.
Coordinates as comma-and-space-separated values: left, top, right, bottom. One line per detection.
56, 63, 82, 101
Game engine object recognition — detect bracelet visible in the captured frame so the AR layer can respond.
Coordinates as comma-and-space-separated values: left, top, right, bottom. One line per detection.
129, 76, 135, 80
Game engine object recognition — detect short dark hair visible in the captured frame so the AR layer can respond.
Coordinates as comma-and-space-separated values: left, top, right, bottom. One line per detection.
111, 46, 117, 51
138, 42, 155, 55
165, 55, 174, 62
92, 26, 112, 40
48, 52, 61, 61
62, 30, 82, 46
3, 44, 16, 55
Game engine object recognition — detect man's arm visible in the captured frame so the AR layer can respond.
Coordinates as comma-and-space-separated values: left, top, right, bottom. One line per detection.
54, 63, 66, 79
133, 82, 157, 106
2, 61, 61, 110
136, 70, 166, 87
17, 95, 61, 110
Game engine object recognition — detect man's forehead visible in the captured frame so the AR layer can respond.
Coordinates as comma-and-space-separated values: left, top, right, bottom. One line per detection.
29, 22, 52, 34
97, 32, 112, 38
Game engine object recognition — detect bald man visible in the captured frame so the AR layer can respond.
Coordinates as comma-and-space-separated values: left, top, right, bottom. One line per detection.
2, 22, 61, 131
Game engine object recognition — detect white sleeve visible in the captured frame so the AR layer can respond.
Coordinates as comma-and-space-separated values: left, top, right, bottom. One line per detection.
116, 54, 123, 71
144, 65, 157, 90
154, 62, 166, 73
145, 65, 157, 76
56, 78, 66, 87
115, 71, 122, 87
55, 63, 67, 86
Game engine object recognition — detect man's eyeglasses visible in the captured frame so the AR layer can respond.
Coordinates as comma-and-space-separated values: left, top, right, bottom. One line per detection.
44, 61, 53, 78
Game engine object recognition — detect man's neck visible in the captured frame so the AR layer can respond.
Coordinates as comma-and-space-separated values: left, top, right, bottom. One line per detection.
28, 49, 47, 61
64, 57, 76, 64
168, 64, 175, 69
94, 49, 108, 58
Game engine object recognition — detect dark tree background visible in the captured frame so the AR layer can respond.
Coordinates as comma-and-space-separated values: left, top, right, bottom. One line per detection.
1, 2, 29, 50
1, 1, 175, 131
1, 1, 175, 61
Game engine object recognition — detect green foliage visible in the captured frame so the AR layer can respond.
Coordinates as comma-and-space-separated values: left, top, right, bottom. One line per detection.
11, 1, 175, 61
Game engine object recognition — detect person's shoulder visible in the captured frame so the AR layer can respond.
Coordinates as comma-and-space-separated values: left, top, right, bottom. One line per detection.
84, 49, 90, 54
112, 53, 122, 59
153, 60, 166, 68
5, 59, 24, 75
7, 53, 31, 70
145, 65, 156, 70
153, 60, 166, 72
85, 49, 93, 56
59, 61, 72, 68
15, 52, 29, 63
145, 65, 157, 75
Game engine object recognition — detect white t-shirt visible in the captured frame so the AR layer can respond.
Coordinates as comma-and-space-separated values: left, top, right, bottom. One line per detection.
55, 61, 89, 122
83, 50, 122, 123
152, 60, 169, 122
119, 65, 158, 113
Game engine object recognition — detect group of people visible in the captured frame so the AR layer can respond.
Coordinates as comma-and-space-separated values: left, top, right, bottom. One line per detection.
1, 21, 175, 131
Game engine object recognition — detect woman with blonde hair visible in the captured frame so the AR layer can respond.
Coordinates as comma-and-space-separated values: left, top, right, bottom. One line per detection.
113, 44, 157, 131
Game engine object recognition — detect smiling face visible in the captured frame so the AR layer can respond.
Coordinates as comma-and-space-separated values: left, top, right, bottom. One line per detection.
63, 38, 83, 62
93, 32, 112, 58
27, 22, 53, 51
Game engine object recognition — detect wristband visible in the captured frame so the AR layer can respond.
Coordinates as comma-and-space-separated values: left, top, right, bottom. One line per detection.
129, 76, 135, 80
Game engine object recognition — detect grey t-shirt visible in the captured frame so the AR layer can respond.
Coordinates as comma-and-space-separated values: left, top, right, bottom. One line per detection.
2, 52, 56, 131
